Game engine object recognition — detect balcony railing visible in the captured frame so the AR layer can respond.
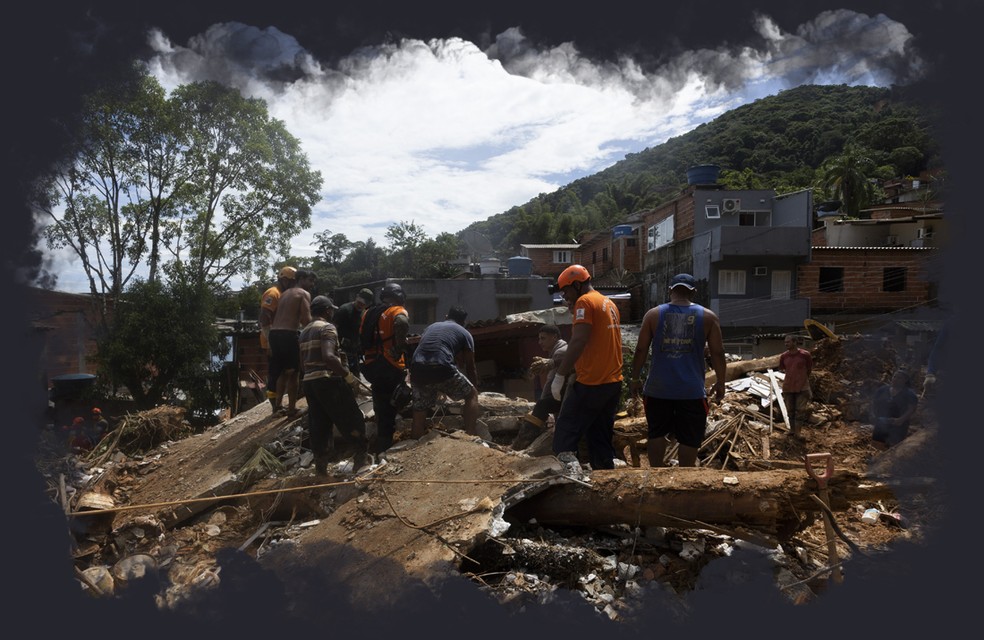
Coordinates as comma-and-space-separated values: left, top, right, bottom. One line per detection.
708, 226, 810, 262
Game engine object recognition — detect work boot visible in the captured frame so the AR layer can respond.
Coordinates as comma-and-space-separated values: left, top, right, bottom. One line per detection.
512, 420, 542, 451
351, 450, 369, 474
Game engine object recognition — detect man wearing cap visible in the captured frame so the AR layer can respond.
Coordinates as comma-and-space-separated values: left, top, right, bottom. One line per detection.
333, 288, 374, 379
550, 264, 623, 474
260, 266, 297, 410
270, 268, 317, 418
630, 273, 727, 467
299, 295, 369, 475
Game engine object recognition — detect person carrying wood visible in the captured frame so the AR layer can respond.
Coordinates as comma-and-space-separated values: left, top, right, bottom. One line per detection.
778, 333, 814, 438
513, 323, 572, 450
629, 273, 726, 467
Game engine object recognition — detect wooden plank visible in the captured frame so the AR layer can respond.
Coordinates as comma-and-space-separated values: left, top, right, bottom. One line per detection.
766, 369, 790, 431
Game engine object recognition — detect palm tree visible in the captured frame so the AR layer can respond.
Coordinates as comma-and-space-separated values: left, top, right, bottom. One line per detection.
818, 145, 877, 217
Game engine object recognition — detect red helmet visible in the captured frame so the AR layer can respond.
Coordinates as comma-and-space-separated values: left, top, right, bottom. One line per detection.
557, 264, 590, 289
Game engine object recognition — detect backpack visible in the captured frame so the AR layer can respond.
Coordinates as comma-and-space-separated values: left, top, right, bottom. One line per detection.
359, 303, 391, 355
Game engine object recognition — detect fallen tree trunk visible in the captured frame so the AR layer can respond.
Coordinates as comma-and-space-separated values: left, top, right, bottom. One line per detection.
506, 467, 897, 542
706, 354, 781, 385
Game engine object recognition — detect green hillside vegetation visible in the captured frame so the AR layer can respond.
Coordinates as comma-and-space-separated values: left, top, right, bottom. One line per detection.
464, 84, 942, 256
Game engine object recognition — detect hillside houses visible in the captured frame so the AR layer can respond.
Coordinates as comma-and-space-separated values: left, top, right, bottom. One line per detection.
514, 166, 946, 354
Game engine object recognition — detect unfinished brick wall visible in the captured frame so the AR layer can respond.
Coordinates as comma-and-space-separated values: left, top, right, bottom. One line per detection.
524, 248, 578, 278
797, 248, 936, 312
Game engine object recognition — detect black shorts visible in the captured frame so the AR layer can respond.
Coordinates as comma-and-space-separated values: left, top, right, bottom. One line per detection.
269, 329, 300, 372
643, 396, 709, 449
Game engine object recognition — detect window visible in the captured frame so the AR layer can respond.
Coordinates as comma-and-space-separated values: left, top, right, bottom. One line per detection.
592, 250, 597, 264
553, 250, 572, 264
883, 267, 907, 292
771, 270, 791, 300
705, 205, 720, 219
718, 269, 746, 295
818, 267, 844, 292
739, 212, 756, 227
647, 215, 674, 251
626, 238, 637, 247
602, 247, 608, 262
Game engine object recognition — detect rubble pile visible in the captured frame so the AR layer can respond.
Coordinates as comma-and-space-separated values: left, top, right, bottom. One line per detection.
36, 333, 942, 623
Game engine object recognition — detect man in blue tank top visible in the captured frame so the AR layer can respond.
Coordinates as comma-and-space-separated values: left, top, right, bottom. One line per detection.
629, 274, 727, 467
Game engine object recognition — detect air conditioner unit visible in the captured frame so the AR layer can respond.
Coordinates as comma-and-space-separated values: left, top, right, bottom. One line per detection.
753, 266, 768, 276
722, 198, 741, 214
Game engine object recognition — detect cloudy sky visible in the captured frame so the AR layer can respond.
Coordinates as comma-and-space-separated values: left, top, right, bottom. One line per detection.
24, 4, 944, 292
5, 1, 978, 631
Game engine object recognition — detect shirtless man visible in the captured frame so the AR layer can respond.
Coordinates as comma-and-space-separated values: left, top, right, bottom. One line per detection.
269, 268, 316, 417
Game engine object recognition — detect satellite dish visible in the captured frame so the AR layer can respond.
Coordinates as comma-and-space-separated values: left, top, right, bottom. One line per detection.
461, 229, 494, 259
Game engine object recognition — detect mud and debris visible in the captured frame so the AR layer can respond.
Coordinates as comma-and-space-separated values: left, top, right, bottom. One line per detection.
34, 329, 944, 625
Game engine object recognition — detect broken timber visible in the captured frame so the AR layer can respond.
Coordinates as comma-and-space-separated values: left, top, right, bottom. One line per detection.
505, 467, 897, 542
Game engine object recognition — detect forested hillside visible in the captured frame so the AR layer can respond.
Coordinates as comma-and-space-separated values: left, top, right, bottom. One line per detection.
465, 84, 942, 256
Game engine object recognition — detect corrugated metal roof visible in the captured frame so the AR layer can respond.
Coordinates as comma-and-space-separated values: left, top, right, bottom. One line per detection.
895, 320, 942, 332
810, 245, 936, 250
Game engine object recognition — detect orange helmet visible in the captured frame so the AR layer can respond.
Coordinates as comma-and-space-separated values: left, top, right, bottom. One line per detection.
557, 264, 590, 289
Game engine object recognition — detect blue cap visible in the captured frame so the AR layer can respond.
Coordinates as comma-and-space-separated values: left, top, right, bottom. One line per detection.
670, 273, 697, 290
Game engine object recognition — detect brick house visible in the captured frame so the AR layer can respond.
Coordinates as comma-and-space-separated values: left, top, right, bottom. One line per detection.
29, 287, 105, 383
804, 175, 946, 335
632, 166, 814, 341
517, 243, 580, 277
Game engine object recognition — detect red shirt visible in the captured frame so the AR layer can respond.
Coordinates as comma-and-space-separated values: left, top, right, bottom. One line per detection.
778, 348, 812, 392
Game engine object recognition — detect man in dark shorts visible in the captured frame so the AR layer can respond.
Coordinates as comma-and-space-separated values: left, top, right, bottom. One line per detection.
269, 269, 316, 418
408, 305, 490, 441
259, 266, 297, 410
629, 273, 727, 467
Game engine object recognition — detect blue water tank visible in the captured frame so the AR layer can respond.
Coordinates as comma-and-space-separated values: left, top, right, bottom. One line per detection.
686, 164, 720, 185
507, 256, 533, 276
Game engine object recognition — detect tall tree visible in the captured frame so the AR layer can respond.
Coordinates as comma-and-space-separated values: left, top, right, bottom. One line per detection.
313, 229, 352, 267
162, 80, 323, 289
94, 277, 228, 414
36, 69, 323, 321
384, 220, 428, 276
818, 145, 877, 217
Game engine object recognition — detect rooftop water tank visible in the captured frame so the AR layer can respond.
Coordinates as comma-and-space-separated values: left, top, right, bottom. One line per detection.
507, 256, 533, 276
686, 164, 720, 185
480, 258, 501, 276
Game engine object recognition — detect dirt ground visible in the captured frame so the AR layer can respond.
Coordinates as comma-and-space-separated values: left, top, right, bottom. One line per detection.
36, 330, 945, 625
